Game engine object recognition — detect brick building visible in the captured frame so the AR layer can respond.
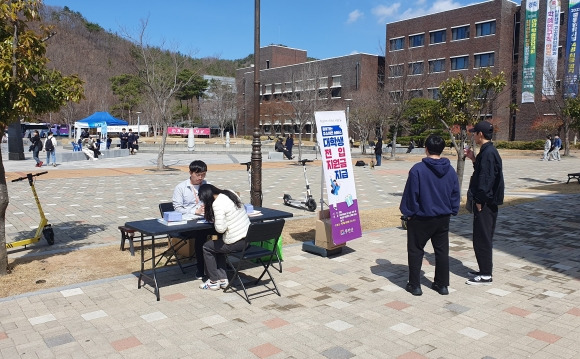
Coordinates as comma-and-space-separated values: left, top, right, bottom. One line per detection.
386, 0, 576, 141
235, 45, 384, 137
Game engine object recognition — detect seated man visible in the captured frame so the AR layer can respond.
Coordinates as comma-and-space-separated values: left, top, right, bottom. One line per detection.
172, 160, 215, 280
275, 138, 294, 160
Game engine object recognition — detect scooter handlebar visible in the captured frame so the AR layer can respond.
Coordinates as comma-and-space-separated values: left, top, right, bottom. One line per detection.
299, 159, 313, 165
240, 162, 251, 171
11, 171, 48, 183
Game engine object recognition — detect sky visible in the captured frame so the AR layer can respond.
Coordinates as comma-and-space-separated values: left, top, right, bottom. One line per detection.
42, 0, 521, 61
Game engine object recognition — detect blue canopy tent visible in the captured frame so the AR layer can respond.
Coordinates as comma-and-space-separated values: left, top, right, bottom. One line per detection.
74, 112, 128, 140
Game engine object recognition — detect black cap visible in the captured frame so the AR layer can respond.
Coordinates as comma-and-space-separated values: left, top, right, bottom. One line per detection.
468, 121, 493, 136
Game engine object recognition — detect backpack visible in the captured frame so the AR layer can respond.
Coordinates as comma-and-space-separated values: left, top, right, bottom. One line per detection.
355, 160, 366, 167
44, 138, 54, 151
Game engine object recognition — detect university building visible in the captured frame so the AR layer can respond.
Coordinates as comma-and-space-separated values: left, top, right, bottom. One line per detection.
235, 0, 579, 142
385, 0, 577, 141
235, 45, 384, 137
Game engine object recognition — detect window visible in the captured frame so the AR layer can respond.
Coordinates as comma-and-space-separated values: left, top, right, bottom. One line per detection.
429, 59, 446, 73
452, 25, 470, 40
430, 29, 446, 44
264, 84, 272, 94
389, 91, 403, 101
409, 89, 423, 99
474, 52, 494, 68
390, 37, 404, 51
294, 80, 303, 92
306, 79, 315, 91
274, 83, 282, 94
331, 87, 341, 98
331, 75, 341, 88
284, 82, 292, 93
476, 21, 496, 37
409, 33, 425, 47
409, 61, 424, 75
318, 77, 328, 89
389, 64, 404, 77
428, 88, 441, 100
451, 56, 469, 70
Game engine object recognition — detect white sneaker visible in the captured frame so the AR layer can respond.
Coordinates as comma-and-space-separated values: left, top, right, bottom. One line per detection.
219, 279, 229, 289
199, 279, 220, 290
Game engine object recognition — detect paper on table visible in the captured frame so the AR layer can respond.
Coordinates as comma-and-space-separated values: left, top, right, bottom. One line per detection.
182, 213, 202, 221
247, 210, 262, 217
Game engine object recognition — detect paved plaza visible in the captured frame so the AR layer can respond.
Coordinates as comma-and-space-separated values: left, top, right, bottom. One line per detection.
0, 146, 579, 358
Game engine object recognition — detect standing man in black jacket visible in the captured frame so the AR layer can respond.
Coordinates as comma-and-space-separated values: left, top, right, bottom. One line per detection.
464, 121, 504, 285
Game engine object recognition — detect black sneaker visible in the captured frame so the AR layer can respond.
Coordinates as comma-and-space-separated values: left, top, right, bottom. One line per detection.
405, 283, 422, 296
465, 275, 492, 285
431, 282, 449, 295
467, 270, 481, 277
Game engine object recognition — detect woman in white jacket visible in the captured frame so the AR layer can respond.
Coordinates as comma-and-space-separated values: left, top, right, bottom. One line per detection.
197, 184, 250, 290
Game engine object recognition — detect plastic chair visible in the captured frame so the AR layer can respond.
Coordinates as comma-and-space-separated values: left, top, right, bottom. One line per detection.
224, 219, 285, 304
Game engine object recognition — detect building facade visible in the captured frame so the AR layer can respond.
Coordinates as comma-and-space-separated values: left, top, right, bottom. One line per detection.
386, 0, 576, 141
235, 45, 384, 137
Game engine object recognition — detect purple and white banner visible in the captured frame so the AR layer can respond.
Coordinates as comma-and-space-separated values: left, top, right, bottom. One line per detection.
315, 111, 362, 245
542, 0, 561, 98
564, 0, 580, 98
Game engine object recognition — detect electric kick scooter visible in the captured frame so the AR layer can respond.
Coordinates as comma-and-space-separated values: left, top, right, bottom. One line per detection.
6, 172, 55, 249
283, 159, 317, 212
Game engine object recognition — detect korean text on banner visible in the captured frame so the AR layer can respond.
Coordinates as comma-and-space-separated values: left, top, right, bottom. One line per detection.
522, 0, 539, 103
564, 0, 580, 98
542, 0, 561, 98
315, 111, 362, 245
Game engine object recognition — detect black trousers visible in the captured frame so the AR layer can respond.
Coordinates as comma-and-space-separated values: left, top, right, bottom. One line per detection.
472, 204, 498, 276
203, 237, 247, 281
181, 228, 216, 275
407, 215, 451, 287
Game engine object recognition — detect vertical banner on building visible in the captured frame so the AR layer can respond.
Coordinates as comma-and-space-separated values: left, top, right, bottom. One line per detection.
564, 0, 580, 98
522, 0, 540, 103
542, 0, 561, 98
315, 111, 362, 245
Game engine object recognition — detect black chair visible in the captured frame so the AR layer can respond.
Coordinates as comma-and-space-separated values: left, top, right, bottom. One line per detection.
158, 202, 193, 272
224, 219, 285, 304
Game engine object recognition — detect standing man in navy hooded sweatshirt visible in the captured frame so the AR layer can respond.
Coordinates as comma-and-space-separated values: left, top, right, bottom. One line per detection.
400, 135, 460, 296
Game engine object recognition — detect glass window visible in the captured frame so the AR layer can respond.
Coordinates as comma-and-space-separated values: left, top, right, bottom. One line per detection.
409, 62, 424, 75
264, 84, 272, 94
284, 82, 292, 93
452, 25, 470, 40
389, 64, 404, 77
474, 52, 494, 68
429, 59, 446, 73
318, 77, 328, 89
390, 91, 403, 101
294, 80, 303, 92
331, 75, 341, 87
274, 83, 282, 94
430, 30, 446, 44
451, 56, 469, 70
428, 88, 441, 100
409, 34, 425, 47
476, 21, 496, 37
409, 89, 423, 99
390, 37, 404, 51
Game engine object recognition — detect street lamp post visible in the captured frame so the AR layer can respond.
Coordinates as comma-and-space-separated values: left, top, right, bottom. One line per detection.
135, 111, 142, 135
251, 0, 263, 207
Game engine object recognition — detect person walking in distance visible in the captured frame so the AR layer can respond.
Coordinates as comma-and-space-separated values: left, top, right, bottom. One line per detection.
374, 136, 383, 166
44, 131, 57, 167
464, 121, 504, 285
285, 134, 294, 158
551, 135, 561, 161
30, 130, 43, 167
400, 135, 460, 296
542, 135, 551, 161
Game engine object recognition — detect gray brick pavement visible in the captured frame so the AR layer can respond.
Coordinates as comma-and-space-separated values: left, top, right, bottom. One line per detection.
1, 151, 579, 358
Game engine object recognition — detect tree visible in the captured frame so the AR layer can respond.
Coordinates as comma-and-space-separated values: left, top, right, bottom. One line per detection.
124, 18, 203, 170
175, 70, 208, 126
422, 69, 506, 192
0, 0, 84, 274
285, 62, 331, 159
110, 73, 143, 121
563, 96, 580, 150
348, 91, 381, 154
382, 50, 433, 158
199, 79, 237, 138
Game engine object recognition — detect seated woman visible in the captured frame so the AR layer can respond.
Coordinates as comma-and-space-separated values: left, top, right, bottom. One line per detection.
197, 184, 250, 290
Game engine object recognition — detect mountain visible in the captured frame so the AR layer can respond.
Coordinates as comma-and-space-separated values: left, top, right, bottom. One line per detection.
37, 5, 252, 125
